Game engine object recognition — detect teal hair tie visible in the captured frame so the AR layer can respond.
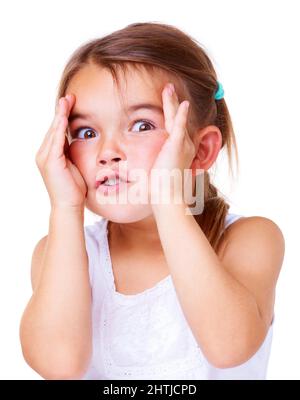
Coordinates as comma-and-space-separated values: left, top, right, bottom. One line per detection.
214, 81, 224, 100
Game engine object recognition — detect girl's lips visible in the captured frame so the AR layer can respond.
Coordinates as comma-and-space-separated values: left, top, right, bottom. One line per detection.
94, 178, 128, 189
95, 172, 130, 189
96, 180, 130, 195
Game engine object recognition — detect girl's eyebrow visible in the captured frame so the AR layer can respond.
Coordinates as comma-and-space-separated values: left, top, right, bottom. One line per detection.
68, 103, 163, 123
127, 103, 163, 113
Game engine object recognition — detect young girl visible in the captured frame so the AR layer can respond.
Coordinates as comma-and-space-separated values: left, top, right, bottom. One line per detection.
20, 22, 285, 380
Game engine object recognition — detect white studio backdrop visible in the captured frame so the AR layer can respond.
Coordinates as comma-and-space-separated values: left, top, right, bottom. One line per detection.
0, 0, 299, 379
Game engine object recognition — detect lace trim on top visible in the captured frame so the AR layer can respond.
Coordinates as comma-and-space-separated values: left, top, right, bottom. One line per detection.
99, 218, 173, 306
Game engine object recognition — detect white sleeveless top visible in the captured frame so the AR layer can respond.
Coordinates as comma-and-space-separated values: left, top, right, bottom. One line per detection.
81, 213, 274, 380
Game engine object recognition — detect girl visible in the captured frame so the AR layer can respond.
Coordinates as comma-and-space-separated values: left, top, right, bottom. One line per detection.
20, 22, 285, 380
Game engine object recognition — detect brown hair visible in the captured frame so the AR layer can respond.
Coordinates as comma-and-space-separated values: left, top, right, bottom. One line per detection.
56, 22, 239, 253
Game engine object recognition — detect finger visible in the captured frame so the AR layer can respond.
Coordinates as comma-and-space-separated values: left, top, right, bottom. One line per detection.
65, 93, 76, 114
39, 92, 74, 154
36, 97, 66, 162
49, 99, 69, 158
162, 83, 179, 134
64, 93, 76, 141
60, 94, 76, 158
172, 100, 190, 141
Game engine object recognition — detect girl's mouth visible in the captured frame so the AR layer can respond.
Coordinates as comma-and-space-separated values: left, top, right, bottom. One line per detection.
96, 178, 130, 196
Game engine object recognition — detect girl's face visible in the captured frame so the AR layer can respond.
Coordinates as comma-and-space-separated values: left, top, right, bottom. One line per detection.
66, 62, 179, 223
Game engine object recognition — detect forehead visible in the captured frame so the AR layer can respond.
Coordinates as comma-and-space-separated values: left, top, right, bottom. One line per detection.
66, 62, 185, 106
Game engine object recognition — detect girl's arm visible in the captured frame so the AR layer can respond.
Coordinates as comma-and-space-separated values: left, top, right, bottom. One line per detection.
20, 94, 91, 379
19, 206, 92, 380
153, 203, 285, 369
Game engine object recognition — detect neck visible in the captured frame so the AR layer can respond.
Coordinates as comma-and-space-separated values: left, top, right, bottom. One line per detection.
108, 213, 163, 251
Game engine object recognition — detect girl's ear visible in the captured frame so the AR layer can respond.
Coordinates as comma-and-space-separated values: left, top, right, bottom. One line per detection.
190, 125, 222, 172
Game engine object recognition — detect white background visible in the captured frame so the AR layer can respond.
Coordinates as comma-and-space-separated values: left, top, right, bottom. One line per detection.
0, 0, 299, 379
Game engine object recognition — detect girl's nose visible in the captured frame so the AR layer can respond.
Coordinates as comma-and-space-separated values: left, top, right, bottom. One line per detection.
96, 141, 125, 166
99, 155, 122, 166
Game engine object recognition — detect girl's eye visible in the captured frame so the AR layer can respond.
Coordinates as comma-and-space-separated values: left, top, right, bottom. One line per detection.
70, 120, 156, 139
131, 119, 156, 132
72, 127, 97, 140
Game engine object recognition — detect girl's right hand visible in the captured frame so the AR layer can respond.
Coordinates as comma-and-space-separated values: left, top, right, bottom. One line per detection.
35, 94, 88, 210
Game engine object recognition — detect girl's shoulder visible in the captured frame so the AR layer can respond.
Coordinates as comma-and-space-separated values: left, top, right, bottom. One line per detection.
220, 214, 285, 327
222, 214, 285, 271
224, 213, 247, 230
224, 214, 284, 244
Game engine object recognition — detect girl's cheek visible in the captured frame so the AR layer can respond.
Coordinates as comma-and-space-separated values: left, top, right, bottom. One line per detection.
69, 141, 82, 164
142, 133, 168, 164
69, 141, 91, 177
147, 142, 163, 163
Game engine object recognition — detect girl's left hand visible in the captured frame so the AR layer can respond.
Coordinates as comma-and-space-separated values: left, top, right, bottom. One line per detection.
149, 82, 196, 207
